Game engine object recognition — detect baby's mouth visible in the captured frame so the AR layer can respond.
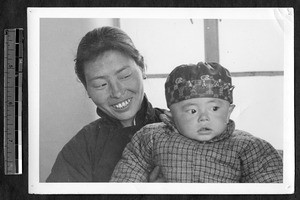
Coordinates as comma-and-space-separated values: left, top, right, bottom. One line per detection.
200, 127, 211, 130
198, 127, 212, 133
111, 98, 132, 110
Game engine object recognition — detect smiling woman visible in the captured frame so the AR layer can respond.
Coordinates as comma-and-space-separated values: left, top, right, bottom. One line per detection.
46, 26, 165, 182
84, 50, 145, 127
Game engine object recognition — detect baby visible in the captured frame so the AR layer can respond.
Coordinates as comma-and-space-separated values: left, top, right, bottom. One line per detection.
110, 62, 283, 183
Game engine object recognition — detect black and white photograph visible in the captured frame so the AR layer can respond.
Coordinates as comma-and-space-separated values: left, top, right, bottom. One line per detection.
28, 8, 294, 194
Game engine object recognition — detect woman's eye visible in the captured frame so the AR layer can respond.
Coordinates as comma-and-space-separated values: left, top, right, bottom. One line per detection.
212, 106, 219, 111
93, 82, 107, 89
121, 73, 131, 79
119, 69, 132, 80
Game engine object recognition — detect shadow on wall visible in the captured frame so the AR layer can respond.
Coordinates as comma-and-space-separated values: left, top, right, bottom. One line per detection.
39, 18, 115, 182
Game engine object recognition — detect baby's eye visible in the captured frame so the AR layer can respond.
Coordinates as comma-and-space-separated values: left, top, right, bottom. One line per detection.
187, 109, 197, 114
212, 106, 219, 111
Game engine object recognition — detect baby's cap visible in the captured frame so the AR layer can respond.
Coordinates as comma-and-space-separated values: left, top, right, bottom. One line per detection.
165, 62, 234, 108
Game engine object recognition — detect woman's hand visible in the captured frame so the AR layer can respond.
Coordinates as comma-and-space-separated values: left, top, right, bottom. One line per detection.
148, 166, 166, 182
159, 110, 172, 125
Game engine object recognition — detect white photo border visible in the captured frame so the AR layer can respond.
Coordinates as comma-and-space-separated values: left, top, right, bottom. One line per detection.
28, 7, 294, 194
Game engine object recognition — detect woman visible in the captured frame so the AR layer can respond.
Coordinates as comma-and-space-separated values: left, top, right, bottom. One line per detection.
46, 26, 165, 182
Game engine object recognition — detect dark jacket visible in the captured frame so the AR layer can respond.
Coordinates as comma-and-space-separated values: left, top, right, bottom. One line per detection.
46, 96, 164, 182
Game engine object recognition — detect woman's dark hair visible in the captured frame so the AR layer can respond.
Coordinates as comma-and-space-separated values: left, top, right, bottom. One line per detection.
75, 26, 146, 86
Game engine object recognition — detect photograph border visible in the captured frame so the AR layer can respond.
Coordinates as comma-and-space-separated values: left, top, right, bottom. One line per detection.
28, 7, 294, 194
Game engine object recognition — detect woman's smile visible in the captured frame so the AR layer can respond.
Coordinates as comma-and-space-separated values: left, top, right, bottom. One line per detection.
111, 98, 132, 110
85, 50, 145, 127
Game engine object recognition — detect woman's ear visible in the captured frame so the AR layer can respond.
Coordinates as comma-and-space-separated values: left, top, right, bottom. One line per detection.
142, 70, 147, 79
140, 66, 147, 79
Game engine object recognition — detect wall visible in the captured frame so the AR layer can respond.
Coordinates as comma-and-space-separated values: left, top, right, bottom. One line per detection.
39, 18, 114, 182
124, 18, 283, 150
121, 19, 205, 74
218, 19, 283, 149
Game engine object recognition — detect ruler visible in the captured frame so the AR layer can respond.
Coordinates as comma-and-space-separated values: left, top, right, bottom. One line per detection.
3, 28, 23, 175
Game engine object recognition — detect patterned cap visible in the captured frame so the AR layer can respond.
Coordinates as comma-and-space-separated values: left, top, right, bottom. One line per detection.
165, 62, 234, 108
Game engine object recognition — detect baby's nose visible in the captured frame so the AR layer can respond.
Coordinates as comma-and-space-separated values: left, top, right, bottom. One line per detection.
198, 111, 209, 122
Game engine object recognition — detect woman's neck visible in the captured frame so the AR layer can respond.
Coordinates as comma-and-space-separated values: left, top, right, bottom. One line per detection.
120, 117, 136, 127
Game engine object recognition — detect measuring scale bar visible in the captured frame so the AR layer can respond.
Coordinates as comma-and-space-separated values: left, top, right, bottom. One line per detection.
4, 28, 23, 175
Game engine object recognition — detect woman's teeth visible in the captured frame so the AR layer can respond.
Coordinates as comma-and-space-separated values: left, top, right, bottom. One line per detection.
112, 98, 132, 109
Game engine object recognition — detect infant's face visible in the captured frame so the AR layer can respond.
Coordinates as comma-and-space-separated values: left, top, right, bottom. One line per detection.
169, 98, 234, 142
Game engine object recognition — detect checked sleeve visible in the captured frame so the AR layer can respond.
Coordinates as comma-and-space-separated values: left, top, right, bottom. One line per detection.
110, 125, 155, 182
239, 136, 283, 183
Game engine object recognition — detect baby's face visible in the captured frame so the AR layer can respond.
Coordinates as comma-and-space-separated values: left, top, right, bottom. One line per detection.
169, 98, 235, 142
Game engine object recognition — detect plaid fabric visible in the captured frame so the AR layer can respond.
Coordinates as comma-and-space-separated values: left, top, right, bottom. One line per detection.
110, 117, 283, 183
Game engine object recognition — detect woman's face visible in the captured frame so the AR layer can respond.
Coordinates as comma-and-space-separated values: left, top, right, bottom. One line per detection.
84, 50, 145, 127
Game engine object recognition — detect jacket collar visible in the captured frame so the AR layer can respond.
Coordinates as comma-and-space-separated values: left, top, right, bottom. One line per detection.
208, 119, 235, 143
96, 95, 156, 128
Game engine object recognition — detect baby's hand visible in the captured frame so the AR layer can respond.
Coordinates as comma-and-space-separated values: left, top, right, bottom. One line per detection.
148, 166, 166, 182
